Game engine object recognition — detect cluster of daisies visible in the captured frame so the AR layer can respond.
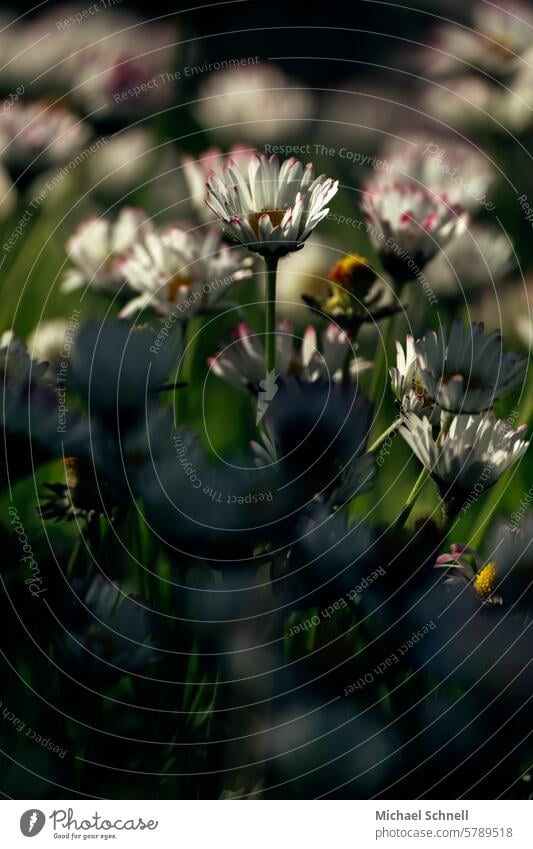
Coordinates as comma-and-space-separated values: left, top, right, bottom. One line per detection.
5, 130, 521, 610
0, 1, 529, 618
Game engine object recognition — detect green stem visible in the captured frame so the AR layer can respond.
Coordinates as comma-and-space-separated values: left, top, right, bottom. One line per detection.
176, 318, 189, 424
392, 466, 430, 531
368, 417, 402, 454
264, 255, 279, 379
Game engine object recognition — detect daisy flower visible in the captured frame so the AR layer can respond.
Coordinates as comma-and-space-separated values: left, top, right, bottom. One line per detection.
182, 144, 256, 222
437, 513, 533, 606
361, 182, 467, 283
389, 335, 429, 415
119, 226, 253, 318
0, 100, 89, 173
63, 208, 153, 294
415, 319, 525, 413
208, 320, 370, 391
379, 136, 495, 213
206, 153, 338, 258
400, 411, 529, 495
251, 378, 375, 508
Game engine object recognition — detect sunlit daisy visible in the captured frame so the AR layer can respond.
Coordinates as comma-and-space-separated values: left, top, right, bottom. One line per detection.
361, 182, 467, 283
389, 335, 429, 415
400, 411, 529, 494
182, 144, 256, 222
379, 136, 495, 212
63, 208, 153, 294
206, 153, 338, 258
119, 226, 252, 318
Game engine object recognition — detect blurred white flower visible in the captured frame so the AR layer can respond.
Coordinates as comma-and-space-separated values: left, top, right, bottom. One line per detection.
27, 319, 73, 378
88, 128, 154, 195
195, 64, 313, 142
206, 153, 338, 257
422, 75, 531, 133
426, 1, 533, 77
361, 182, 467, 281
400, 411, 529, 491
0, 100, 89, 171
379, 136, 495, 212
424, 224, 515, 298
208, 320, 370, 390
182, 144, 257, 222
119, 226, 252, 318
415, 319, 526, 414
63, 207, 152, 294
274, 235, 334, 318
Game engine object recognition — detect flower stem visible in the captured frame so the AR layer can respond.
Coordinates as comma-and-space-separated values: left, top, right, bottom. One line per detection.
264, 255, 279, 379
368, 417, 403, 454
392, 466, 430, 531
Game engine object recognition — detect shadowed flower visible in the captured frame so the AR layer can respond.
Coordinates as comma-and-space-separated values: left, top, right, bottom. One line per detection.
63, 208, 153, 294
40, 456, 121, 523
70, 320, 178, 412
0, 330, 47, 393
251, 378, 374, 506
119, 225, 252, 318
60, 576, 155, 682
303, 254, 400, 335
0, 332, 89, 487
208, 320, 370, 392
415, 319, 526, 413
437, 513, 533, 606
206, 153, 338, 257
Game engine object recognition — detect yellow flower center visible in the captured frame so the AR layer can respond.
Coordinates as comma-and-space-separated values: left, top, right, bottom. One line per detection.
322, 255, 376, 314
248, 209, 287, 237
167, 274, 193, 303
473, 561, 498, 600
328, 254, 375, 290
